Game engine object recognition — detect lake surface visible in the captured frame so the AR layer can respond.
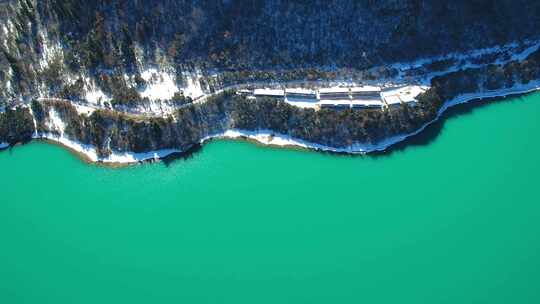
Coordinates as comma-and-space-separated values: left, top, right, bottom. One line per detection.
1, 93, 540, 303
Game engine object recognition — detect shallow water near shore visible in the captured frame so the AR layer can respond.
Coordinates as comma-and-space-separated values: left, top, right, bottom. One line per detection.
1, 92, 540, 303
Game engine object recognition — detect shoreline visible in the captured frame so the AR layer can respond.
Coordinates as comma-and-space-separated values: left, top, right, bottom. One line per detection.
6, 83, 540, 165
33, 132, 182, 165
202, 81, 540, 155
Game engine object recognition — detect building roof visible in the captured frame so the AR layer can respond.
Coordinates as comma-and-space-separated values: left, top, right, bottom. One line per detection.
285, 88, 316, 95
253, 89, 285, 96
383, 95, 401, 105
350, 86, 382, 93
351, 99, 384, 106
319, 87, 349, 94
380, 85, 427, 103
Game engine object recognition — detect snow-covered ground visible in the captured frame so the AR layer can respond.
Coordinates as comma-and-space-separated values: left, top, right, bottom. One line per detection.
35, 131, 182, 163
72, 103, 96, 115
136, 68, 206, 101
181, 72, 205, 100
389, 40, 540, 74
90, 40, 537, 108
393, 40, 540, 84
381, 85, 428, 105
46, 108, 66, 132
84, 76, 112, 105
135, 100, 178, 115
209, 82, 540, 154
5, 37, 538, 163
24, 80, 539, 164
32, 107, 180, 163
139, 68, 180, 100
27, 39, 537, 118
37, 30, 64, 71
30, 99, 182, 163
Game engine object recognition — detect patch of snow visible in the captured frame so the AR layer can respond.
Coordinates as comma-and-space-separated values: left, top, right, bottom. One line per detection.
133, 45, 145, 70
32, 81, 540, 164
73, 103, 95, 115
38, 32, 63, 70
139, 68, 180, 100
201, 129, 393, 153
26, 104, 39, 138
85, 89, 110, 104
5, 79, 12, 93
181, 72, 205, 100
132, 99, 178, 115
0, 142, 9, 149
6, 20, 16, 37
372, 81, 540, 153
1, 25, 9, 49
204, 82, 540, 154
388, 40, 540, 83
4, 68, 13, 95
84, 77, 111, 105
35, 132, 182, 164
47, 109, 66, 134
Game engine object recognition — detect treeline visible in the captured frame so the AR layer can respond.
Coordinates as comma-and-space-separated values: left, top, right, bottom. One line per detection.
3, 43, 540, 157
4, 0, 540, 105
433, 47, 540, 100
206, 67, 399, 91
0, 106, 35, 144
27, 88, 431, 158
228, 96, 429, 147
8, 0, 540, 77
47, 0, 540, 70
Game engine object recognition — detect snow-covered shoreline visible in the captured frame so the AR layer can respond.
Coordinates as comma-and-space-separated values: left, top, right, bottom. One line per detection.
34, 132, 182, 164
12, 82, 540, 164
202, 82, 540, 155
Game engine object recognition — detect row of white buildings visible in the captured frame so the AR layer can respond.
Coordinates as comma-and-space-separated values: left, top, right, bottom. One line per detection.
243, 85, 428, 109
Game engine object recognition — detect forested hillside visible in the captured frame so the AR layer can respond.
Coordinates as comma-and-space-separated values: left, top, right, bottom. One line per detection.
2, 0, 540, 158
39, 0, 540, 69
1, 0, 540, 106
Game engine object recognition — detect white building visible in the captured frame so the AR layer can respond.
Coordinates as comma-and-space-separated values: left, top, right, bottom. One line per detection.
350, 86, 382, 99
253, 88, 285, 98
285, 88, 317, 100
319, 87, 350, 100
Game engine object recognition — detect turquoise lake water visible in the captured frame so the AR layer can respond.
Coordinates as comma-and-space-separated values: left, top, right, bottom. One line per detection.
1, 93, 540, 303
